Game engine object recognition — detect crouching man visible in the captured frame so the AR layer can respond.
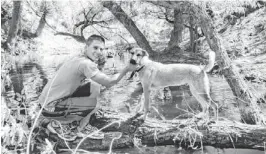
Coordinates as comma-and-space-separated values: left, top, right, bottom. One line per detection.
39, 34, 136, 140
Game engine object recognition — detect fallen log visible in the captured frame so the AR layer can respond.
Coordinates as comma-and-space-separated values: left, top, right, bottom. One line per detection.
53, 110, 144, 152
137, 118, 266, 150
50, 109, 266, 152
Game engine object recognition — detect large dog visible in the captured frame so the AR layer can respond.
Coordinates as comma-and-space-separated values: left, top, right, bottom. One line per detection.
128, 47, 217, 120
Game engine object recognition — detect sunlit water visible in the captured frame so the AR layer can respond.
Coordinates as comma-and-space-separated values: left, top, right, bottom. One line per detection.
5, 53, 264, 154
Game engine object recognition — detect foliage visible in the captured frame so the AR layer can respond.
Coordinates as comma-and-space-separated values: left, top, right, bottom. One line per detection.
1, 38, 47, 153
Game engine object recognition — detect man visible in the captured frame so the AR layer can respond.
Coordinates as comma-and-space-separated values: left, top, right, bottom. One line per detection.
39, 34, 136, 139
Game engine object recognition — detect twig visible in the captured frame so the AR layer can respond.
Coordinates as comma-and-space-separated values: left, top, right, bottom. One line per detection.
26, 0, 57, 32
175, 105, 196, 116
91, 25, 108, 40
227, 132, 236, 149
108, 132, 122, 154
73, 120, 122, 154
182, 92, 196, 114
26, 72, 59, 154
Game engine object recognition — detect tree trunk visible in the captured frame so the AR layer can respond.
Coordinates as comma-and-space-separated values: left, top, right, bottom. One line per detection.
198, 9, 265, 125
35, 11, 47, 37
168, 9, 183, 48
148, 1, 265, 125
6, 1, 22, 47
138, 118, 266, 150
188, 15, 199, 53
189, 25, 198, 53
102, 1, 154, 55
189, 26, 194, 50
190, 25, 199, 53
53, 110, 266, 151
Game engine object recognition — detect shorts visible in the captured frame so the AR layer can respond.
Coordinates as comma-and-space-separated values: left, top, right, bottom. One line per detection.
41, 81, 100, 123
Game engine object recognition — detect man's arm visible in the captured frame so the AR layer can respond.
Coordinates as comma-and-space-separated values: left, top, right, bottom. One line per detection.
91, 66, 130, 88
79, 59, 137, 88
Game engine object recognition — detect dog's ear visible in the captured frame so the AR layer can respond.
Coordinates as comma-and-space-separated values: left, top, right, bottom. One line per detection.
142, 49, 149, 57
126, 46, 133, 52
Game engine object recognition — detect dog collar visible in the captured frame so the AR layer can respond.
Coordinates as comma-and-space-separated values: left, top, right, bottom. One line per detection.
127, 65, 145, 80
136, 65, 145, 72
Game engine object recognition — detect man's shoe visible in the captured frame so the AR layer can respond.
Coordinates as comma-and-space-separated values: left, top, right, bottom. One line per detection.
47, 120, 77, 141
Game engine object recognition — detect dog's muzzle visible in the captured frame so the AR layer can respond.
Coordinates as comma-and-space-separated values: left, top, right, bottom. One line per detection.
130, 59, 137, 65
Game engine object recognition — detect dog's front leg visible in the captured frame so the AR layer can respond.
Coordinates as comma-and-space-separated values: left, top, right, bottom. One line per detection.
139, 68, 154, 120
143, 84, 151, 120
136, 93, 145, 113
143, 85, 151, 120
142, 69, 154, 120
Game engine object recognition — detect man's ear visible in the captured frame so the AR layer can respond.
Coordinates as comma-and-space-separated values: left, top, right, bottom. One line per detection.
142, 49, 149, 57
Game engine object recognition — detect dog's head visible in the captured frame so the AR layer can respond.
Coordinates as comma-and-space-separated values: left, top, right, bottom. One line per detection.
126, 47, 149, 66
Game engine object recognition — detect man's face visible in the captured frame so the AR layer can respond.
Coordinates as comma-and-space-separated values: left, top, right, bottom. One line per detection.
84, 40, 105, 61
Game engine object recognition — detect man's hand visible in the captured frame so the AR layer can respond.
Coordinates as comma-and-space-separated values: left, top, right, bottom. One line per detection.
97, 56, 106, 71
126, 63, 138, 72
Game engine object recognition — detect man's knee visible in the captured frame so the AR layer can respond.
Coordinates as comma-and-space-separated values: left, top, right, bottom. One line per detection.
89, 81, 101, 98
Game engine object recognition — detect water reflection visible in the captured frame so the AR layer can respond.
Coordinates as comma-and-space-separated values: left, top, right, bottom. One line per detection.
9, 62, 48, 95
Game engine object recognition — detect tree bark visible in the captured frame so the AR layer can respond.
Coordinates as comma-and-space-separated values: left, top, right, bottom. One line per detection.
138, 118, 266, 150
147, 1, 265, 125
168, 9, 183, 48
189, 25, 195, 50
6, 1, 22, 47
53, 110, 266, 151
102, 1, 154, 55
189, 22, 199, 53
189, 17, 198, 53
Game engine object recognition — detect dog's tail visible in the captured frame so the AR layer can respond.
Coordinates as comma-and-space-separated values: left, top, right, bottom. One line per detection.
203, 51, 215, 72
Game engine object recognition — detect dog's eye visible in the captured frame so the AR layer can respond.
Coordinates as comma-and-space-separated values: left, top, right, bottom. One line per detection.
137, 54, 141, 57
130, 52, 134, 55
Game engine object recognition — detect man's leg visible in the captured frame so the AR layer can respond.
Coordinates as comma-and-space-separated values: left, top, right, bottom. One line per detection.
43, 82, 103, 140
78, 81, 101, 130
54, 81, 101, 123
43, 81, 101, 134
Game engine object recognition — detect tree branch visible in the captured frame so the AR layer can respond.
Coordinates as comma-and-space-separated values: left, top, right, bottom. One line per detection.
26, 1, 56, 32
54, 32, 85, 43
91, 25, 108, 41
102, 1, 154, 55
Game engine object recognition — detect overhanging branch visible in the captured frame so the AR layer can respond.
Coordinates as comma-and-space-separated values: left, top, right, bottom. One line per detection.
102, 1, 154, 54
54, 32, 85, 43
